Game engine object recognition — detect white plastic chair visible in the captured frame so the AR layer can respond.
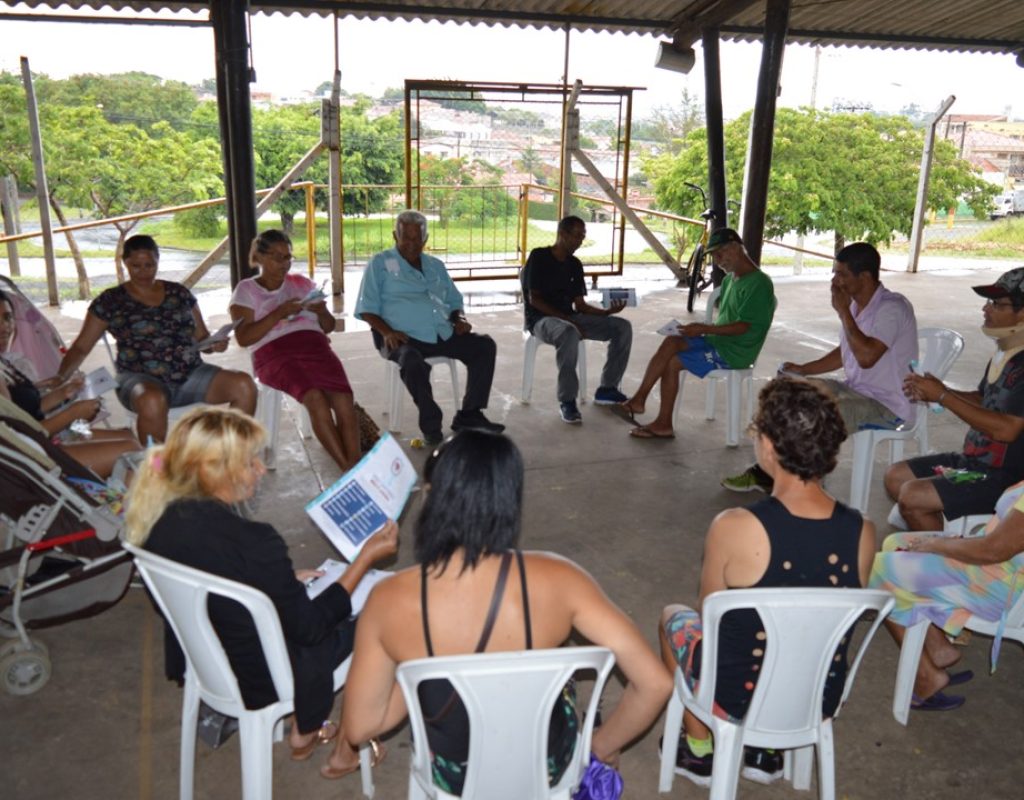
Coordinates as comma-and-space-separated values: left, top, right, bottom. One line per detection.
658, 588, 894, 800
124, 543, 374, 800
254, 380, 312, 470
396, 646, 615, 800
891, 536, 1024, 726
521, 331, 588, 404
848, 327, 964, 513
673, 286, 776, 447
383, 357, 460, 434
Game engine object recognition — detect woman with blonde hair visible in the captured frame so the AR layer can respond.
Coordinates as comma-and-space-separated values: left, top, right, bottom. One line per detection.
127, 407, 396, 780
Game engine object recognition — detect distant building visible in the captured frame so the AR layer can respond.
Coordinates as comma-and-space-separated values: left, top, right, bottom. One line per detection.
941, 115, 1024, 180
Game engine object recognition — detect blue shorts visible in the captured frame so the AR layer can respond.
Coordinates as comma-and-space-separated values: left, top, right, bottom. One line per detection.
115, 363, 221, 410
676, 336, 730, 378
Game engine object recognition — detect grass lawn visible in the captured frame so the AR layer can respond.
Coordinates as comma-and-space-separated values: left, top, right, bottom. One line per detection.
139, 215, 548, 259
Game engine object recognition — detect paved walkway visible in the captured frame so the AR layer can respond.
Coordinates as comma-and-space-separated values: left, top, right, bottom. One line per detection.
3, 262, 1023, 799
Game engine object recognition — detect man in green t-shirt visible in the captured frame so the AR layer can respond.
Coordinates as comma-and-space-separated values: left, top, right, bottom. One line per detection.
620, 228, 775, 439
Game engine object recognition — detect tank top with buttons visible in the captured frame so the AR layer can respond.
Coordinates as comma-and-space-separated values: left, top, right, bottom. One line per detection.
698, 496, 863, 720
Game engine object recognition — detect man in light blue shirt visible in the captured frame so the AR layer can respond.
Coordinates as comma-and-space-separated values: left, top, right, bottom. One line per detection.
355, 210, 503, 444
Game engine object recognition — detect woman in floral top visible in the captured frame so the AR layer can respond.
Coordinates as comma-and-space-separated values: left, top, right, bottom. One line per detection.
57, 235, 256, 443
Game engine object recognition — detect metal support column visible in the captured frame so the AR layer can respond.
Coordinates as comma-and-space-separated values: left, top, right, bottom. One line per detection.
211, 0, 258, 286
1, 175, 22, 277
907, 96, 956, 273
21, 58, 58, 305
740, 0, 790, 264
702, 28, 727, 231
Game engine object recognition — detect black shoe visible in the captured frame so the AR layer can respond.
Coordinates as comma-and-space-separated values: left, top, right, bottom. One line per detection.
451, 409, 505, 434
659, 735, 712, 787
559, 401, 583, 424
742, 747, 783, 784
422, 430, 444, 447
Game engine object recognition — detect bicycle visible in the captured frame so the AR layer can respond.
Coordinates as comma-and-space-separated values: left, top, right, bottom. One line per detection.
681, 183, 732, 313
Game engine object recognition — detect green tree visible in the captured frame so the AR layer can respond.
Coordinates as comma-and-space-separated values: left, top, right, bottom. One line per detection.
191, 98, 403, 230
424, 90, 486, 115
646, 107, 997, 248
517, 145, 545, 179
633, 88, 705, 154
85, 120, 222, 279
39, 105, 109, 297
492, 107, 545, 131
417, 155, 469, 223
0, 74, 32, 185
40, 72, 198, 133
339, 99, 403, 215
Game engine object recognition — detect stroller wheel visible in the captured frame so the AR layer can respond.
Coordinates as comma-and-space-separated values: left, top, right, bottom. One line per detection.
1, 647, 51, 696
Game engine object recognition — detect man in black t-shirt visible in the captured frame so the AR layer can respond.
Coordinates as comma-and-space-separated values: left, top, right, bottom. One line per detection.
522, 216, 632, 424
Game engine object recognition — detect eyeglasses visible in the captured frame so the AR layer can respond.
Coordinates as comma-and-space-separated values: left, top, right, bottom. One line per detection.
985, 299, 1017, 310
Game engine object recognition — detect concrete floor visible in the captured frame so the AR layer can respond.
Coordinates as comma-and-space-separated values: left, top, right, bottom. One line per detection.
3, 262, 1024, 799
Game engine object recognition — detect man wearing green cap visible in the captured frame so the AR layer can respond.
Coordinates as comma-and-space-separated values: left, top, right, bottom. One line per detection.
886, 266, 1024, 530
619, 228, 775, 439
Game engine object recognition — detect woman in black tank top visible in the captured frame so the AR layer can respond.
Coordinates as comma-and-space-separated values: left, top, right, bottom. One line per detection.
659, 379, 875, 786
340, 430, 673, 795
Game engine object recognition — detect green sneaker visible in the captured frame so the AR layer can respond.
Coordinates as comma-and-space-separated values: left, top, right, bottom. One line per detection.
721, 465, 773, 493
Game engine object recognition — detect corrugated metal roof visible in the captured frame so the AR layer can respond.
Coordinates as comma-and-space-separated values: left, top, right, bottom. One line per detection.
4, 0, 1024, 55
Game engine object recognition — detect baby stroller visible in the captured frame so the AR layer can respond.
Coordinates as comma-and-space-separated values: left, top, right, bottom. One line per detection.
0, 274, 66, 380
0, 401, 133, 696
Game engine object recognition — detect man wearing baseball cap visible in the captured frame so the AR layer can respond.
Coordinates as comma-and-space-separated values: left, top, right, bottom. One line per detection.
886, 266, 1024, 530
618, 228, 775, 439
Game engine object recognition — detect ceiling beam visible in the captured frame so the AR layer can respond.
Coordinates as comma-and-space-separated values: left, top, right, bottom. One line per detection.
0, 11, 209, 26
252, 0, 670, 33
666, 0, 760, 47
720, 25, 1024, 52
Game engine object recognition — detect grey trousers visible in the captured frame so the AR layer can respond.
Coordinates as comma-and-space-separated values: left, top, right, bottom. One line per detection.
532, 314, 632, 403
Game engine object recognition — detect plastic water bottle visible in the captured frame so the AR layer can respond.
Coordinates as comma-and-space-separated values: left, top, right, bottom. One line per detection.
909, 360, 943, 413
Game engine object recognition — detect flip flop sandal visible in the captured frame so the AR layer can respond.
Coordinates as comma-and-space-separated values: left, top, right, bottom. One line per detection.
608, 403, 638, 424
946, 669, 974, 687
911, 691, 965, 711
629, 425, 675, 439
320, 738, 387, 780
291, 720, 339, 761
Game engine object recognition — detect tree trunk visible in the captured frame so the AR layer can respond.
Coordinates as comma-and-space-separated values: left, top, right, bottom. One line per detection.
833, 232, 845, 255
279, 210, 294, 235
48, 192, 91, 300
114, 228, 127, 284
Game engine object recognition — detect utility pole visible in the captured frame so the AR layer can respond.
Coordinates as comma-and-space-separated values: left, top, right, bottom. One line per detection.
794, 45, 821, 275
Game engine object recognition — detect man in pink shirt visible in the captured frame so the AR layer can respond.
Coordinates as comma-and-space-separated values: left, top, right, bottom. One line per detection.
723, 242, 918, 493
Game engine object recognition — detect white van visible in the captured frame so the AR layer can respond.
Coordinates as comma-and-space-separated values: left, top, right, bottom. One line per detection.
990, 190, 1024, 219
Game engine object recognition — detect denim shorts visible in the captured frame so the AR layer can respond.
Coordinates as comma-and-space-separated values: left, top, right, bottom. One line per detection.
115, 363, 221, 410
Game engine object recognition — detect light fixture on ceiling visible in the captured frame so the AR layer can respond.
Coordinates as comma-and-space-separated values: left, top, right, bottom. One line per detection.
654, 40, 696, 74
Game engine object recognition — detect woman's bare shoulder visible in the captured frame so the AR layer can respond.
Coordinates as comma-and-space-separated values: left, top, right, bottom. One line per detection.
519, 550, 596, 585
370, 563, 418, 594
